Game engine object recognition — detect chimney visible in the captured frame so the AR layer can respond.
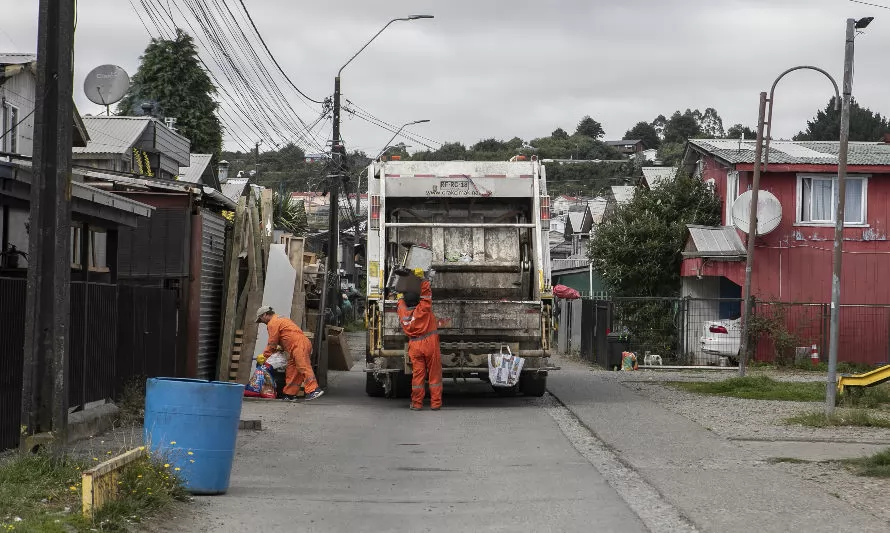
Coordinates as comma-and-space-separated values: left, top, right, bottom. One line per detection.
218, 160, 229, 183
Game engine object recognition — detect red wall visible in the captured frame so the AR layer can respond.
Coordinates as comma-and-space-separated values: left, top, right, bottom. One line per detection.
687, 156, 890, 364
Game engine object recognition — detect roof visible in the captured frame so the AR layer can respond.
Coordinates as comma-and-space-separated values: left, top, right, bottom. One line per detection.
688, 138, 890, 167
0, 53, 36, 65
552, 258, 589, 272
641, 167, 677, 188
178, 154, 213, 184
74, 116, 153, 155
611, 185, 636, 205
683, 225, 746, 259
586, 197, 609, 224
567, 212, 585, 234
221, 178, 249, 202
605, 139, 642, 146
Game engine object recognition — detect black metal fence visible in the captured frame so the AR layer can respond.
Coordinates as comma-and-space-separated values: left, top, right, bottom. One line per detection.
570, 296, 890, 367
0, 278, 180, 452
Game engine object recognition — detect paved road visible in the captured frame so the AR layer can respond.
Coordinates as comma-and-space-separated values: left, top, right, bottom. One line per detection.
175, 370, 646, 533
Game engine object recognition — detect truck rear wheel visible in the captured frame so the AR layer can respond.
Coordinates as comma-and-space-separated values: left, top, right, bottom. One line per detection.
385, 371, 412, 399
366, 373, 385, 397
519, 374, 547, 397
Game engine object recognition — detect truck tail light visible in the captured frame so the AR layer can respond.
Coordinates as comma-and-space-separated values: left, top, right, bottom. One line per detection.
709, 325, 728, 334
370, 195, 381, 230
540, 195, 551, 230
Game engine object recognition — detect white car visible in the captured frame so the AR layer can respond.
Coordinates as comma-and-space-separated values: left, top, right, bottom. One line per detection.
700, 318, 741, 364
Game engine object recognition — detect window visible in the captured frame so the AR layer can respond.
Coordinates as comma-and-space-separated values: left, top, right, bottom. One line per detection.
2, 102, 19, 153
798, 175, 868, 225
725, 171, 739, 224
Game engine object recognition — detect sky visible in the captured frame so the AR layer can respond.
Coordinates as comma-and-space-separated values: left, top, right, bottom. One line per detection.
3, 0, 890, 155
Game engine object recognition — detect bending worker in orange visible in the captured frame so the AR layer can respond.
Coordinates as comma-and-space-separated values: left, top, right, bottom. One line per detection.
396, 268, 443, 411
256, 306, 324, 401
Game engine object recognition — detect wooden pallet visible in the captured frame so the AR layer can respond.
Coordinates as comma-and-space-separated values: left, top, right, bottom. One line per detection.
229, 329, 245, 381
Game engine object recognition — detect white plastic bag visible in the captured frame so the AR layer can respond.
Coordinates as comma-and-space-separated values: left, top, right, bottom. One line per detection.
266, 351, 288, 371
488, 347, 525, 388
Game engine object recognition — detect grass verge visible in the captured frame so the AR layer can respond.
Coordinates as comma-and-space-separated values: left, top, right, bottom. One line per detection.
784, 409, 890, 428
0, 451, 187, 532
841, 448, 890, 477
672, 375, 824, 401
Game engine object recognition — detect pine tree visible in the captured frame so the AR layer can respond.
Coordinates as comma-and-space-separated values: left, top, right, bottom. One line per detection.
794, 97, 890, 142
118, 29, 223, 158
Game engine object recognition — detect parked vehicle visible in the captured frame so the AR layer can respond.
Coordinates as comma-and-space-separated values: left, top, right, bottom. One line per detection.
700, 318, 741, 364
363, 157, 557, 397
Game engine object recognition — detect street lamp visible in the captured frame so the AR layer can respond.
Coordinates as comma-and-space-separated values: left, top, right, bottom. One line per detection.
737, 66, 839, 378
374, 119, 430, 160
826, 16, 874, 415
314, 15, 434, 379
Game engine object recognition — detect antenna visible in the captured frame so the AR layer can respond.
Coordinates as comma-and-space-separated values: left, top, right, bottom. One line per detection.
164, 117, 177, 132
83, 65, 129, 115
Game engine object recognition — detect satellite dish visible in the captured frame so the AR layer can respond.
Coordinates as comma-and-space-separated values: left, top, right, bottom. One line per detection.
83, 65, 129, 107
732, 190, 782, 236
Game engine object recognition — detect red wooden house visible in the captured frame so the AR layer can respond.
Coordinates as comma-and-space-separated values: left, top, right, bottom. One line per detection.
680, 137, 890, 364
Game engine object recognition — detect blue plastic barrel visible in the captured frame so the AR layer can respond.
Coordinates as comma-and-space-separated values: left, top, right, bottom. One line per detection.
144, 378, 245, 495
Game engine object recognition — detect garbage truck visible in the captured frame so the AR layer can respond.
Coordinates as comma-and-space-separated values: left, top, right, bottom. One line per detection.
363, 156, 557, 398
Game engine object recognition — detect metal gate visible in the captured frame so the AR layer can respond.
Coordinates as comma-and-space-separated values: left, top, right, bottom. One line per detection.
196, 210, 226, 380
0, 278, 26, 451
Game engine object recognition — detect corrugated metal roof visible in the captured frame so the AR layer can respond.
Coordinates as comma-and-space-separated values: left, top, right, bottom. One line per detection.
605, 139, 642, 146
611, 185, 636, 205
587, 197, 609, 224
221, 178, 249, 202
684, 225, 745, 258
689, 138, 890, 166
641, 166, 677, 188
552, 258, 589, 271
567, 212, 584, 233
73, 116, 152, 155
0, 53, 36, 65
178, 153, 213, 183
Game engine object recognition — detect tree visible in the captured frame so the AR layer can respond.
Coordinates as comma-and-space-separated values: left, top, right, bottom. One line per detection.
551, 128, 569, 140
726, 124, 756, 140
794, 97, 890, 142
623, 121, 660, 149
575, 116, 605, 139
651, 114, 667, 140
272, 191, 308, 236
698, 107, 725, 138
663, 110, 701, 144
118, 29, 223, 158
589, 173, 721, 298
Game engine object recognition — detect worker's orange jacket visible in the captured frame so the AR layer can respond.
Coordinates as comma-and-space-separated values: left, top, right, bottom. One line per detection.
397, 280, 437, 338
262, 315, 311, 357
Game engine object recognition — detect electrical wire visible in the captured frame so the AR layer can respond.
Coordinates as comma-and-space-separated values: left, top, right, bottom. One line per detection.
237, 0, 324, 105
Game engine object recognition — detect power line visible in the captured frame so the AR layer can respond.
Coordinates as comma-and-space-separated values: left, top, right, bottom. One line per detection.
237, 0, 325, 105
850, 0, 890, 9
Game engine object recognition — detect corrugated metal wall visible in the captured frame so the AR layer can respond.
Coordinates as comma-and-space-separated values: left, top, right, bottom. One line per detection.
196, 210, 227, 379
0, 278, 26, 451
117, 208, 191, 278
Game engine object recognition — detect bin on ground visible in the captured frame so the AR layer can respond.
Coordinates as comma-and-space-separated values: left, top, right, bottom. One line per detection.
605, 333, 629, 371
144, 378, 244, 495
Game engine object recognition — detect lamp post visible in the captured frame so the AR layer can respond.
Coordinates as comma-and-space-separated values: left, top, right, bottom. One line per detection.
736, 67, 839, 378
374, 119, 430, 160
313, 15, 433, 379
826, 16, 874, 415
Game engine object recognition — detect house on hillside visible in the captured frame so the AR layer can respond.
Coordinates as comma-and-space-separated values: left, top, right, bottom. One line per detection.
553, 194, 580, 215
680, 137, 890, 364
605, 139, 645, 156
641, 166, 677, 189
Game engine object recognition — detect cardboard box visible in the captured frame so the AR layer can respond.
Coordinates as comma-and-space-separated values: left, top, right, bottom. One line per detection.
326, 326, 352, 371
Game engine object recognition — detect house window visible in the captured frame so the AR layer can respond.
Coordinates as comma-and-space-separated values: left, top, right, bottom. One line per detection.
2, 102, 19, 153
798, 175, 868, 225
725, 171, 739, 224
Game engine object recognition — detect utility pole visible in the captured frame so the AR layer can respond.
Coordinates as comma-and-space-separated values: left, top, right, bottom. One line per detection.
737, 92, 767, 378
21, 0, 76, 449
253, 140, 262, 180
827, 16, 873, 415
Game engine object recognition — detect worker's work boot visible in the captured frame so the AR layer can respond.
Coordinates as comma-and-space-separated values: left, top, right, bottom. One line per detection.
409, 405, 422, 411
281, 394, 300, 401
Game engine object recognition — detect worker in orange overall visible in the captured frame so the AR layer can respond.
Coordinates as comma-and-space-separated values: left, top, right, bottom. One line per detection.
397, 268, 443, 411
256, 306, 324, 401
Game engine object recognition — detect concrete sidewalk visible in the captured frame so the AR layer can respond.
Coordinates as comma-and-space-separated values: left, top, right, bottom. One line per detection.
547, 356, 888, 533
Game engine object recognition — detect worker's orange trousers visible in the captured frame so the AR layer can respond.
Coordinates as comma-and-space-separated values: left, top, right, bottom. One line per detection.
409, 334, 442, 409
284, 337, 317, 396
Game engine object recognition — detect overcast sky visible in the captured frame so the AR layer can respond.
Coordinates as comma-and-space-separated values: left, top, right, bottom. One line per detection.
4, 0, 889, 154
